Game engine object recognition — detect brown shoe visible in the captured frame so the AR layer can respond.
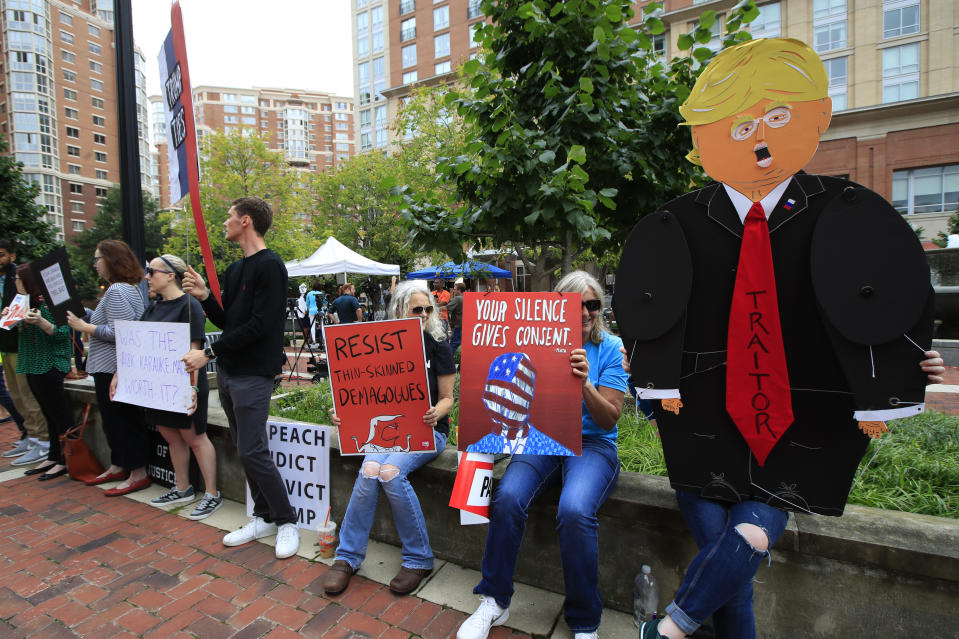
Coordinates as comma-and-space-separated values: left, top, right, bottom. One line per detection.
322, 560, 355, 595
389, 566, 432, 595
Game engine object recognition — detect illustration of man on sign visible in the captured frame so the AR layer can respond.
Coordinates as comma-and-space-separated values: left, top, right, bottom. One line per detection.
352, 414, 415, 453
467, 352, 573, 456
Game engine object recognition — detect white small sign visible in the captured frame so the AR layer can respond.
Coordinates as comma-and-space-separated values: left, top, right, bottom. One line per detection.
246, 419, 331, 531
112, 320, 192, 413
0, 294, 30, 330
39, 263, 70, 307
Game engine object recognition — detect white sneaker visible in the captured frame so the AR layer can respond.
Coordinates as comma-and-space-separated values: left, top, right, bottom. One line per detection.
10, 444, 44, 466
574, 633, 599, 639
457, 595, 509, 639
274, 523, 300, 559
222, 517, 277, 547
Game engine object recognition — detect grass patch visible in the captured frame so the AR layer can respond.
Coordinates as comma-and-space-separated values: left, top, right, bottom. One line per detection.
270, 381, 958, 519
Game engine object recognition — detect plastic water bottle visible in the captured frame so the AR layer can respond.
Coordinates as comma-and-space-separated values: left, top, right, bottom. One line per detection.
633, 564, 659, 628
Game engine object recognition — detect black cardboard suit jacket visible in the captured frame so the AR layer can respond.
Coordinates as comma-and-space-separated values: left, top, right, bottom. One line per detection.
614, 174, 933, 516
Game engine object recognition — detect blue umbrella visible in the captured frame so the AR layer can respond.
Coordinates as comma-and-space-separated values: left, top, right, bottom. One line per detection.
406, 261, 511, 280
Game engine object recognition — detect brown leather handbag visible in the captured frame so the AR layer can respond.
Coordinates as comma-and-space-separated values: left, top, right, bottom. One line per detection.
61, 403, 104, 482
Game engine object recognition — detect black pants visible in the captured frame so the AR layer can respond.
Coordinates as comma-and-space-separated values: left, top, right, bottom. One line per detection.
93, 372, 147, 470
26, 369, 71, 464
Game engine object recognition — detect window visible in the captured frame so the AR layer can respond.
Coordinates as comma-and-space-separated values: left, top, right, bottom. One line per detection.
95, 187, 108, 197
60, 30, 74, 44
241, 95, 256, 104
357, 11, 369, 57
88, 42, 101, 55
824, 56, 847, 111
68, 164, 82, 175
62, 69, 77, 82
335, 133, 348, 140
403, 70, 418, 84
751, 2, 781, 39
223, 105, 238, 113
72, 220, 85, 232
94, 151, 107, 162
813, 0, 846, 52
892, 165, 959, 215
373, 56, 386, 100
66, 126, 79, 138
652, 33, 666, 58
224, 115, 238, 124
882, 43, 919, 103
242, 116, 256, 125
884, 0, 919, 38
69, 183, 83, 195
66, 145, 80, 156
336, 122, 349, 130
90, 79, 103, 92
434, 33, 450, 58
92, 96, 104, 109
241, 106, 256, 114
336, 143, 350, 151
371, 6, 384, 53
88, 24, 100, 38
434, 5, 449, 30
399, 0, 415, 16
401, 17, 416, 42
61, 50, 75, 63
402, 44, 417, 68
89, 60, 102, 73
65, 107, 78, 119
467, 0, 483, 19
60, 12, 73, 25
435, 60, 451, 74
95, 169, 108, 180
335, 102, 348, 111
70, 201, 85, 213
93, 115, 105, 126
94, 133, 106, 144
358, 61, 371, 105
222, 93, 237, 102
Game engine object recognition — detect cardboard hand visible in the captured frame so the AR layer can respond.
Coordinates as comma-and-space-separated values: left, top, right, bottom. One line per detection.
858, 421, 888, 439
662, 398, 683, 415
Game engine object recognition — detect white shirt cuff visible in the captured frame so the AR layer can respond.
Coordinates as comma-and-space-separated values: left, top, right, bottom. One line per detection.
636, 388, 680, 399
854, 404, 925, 422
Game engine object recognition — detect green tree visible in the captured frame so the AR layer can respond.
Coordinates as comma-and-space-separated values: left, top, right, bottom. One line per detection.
0, 135, 58, 260
67, 185, 168, 299
396, 0, 757, 288
162, 130, 313, 277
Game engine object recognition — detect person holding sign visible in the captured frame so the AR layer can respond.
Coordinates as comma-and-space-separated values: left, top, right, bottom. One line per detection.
458, 272, 628, 639
181, 197, 300, 559
111, 254, 221, 520
322, 280, 455, 597
67, 240, 148, 495
9, 266, 73, 481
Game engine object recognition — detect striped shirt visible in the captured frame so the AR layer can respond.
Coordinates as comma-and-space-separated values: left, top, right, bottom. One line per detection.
86, 282, 144, 374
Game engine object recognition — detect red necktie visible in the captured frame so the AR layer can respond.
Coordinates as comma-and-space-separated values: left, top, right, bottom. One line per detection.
726, 202, 794, 466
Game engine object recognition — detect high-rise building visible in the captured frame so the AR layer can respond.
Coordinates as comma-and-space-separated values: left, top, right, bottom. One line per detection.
149, 86, 355, 210
0, 0, 152, 241
352, 0, 958, 236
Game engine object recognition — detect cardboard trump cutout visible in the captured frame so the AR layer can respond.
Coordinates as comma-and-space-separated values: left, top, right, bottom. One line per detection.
613, 38, 934, 516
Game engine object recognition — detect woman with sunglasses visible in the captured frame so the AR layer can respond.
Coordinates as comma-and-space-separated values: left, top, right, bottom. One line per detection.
322, 280, 455, 597
7, 265, 73, 480
458, 271, 629, 639
66, 240, 147, 495
110, 255, 221, 519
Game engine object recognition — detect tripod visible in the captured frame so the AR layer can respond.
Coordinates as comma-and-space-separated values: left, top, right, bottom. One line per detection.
284, 303, 327, 384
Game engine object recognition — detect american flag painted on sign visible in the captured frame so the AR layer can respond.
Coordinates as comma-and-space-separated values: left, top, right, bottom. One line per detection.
482, 352, 536, 430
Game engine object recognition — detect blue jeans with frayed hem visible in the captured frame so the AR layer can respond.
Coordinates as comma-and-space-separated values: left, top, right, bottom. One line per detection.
666, 492, 789, 639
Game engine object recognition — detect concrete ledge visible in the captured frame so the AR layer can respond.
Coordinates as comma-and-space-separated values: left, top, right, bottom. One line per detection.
65, 381, 959, 637
932, 339, 959, 366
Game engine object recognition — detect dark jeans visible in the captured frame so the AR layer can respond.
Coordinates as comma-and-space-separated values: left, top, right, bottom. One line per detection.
93, 372, 147, 470
26, 369, 71, 463
0, 364, 25, 435
218, 370, 296, 525
474, 436, 620, 632
666, 492, 789, 639
449, 327, 462, 357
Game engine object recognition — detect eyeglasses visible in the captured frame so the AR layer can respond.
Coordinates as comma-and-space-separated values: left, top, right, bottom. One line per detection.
730, 106, 791, 141
144, 267, 174, 276
582, 299, 602, 312
91, 256, 102, 266
410, 305, 434, 315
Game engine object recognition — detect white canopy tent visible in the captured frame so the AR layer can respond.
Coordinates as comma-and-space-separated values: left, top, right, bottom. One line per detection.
284, 236, 400, 277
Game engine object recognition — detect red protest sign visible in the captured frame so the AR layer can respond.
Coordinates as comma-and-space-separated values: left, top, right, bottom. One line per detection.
324, 318, 435, 456
458, 292, 582, 455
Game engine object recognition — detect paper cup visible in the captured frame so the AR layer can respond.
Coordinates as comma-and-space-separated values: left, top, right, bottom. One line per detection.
317, 521, 337, 558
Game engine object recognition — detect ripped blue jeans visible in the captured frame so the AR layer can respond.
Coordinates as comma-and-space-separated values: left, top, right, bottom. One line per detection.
666, 491, 789, 639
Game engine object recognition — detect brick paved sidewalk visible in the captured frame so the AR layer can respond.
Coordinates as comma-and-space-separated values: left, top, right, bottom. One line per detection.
0, 442, 532, 639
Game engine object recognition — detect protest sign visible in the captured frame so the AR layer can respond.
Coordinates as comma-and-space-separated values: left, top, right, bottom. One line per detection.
28, 247, 84, 325
449, 451, 494, 525
458, 292, 582, 455
0, 294, 29, 330
112, 320, 192, 413
324, 317, 434, 455
246, 420, 330, 530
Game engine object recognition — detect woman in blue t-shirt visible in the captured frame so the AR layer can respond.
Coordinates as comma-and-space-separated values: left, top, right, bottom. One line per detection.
458, 270, 629, 639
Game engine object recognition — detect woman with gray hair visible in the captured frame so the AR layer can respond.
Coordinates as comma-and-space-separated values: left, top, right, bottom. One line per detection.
459, 271, 629, 639
323, 280, 455, 596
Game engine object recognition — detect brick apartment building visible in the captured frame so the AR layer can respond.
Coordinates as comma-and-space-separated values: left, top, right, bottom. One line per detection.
0, 0, 153, 241
150, 86, 355, 210
351, 0, 958, 236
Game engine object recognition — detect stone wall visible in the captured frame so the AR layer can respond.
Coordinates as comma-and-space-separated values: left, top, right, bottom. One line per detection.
66, 382, 959, 638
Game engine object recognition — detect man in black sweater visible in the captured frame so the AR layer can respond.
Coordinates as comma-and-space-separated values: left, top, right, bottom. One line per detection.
182, 197, 300, 559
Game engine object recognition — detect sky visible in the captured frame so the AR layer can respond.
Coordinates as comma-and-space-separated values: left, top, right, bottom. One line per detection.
131, 0, 354, 101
